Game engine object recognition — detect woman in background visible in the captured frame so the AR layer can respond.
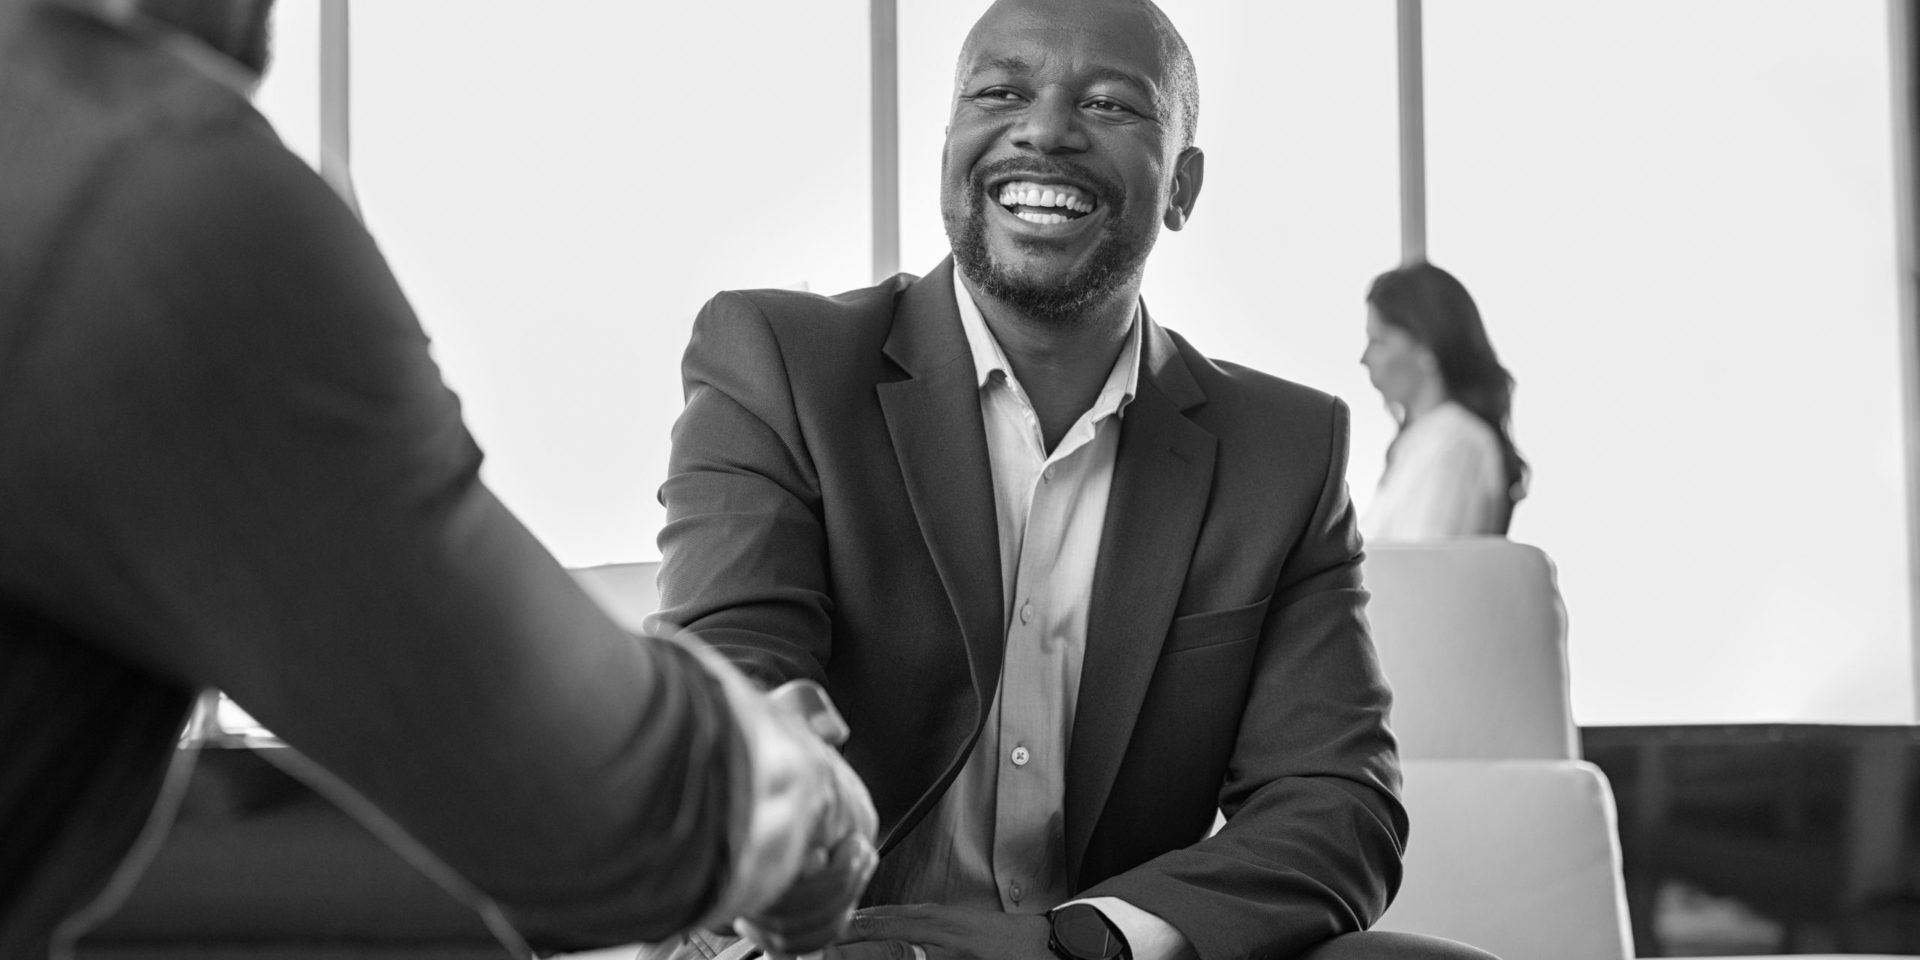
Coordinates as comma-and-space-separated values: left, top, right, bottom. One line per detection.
1359, 262, 1528, 540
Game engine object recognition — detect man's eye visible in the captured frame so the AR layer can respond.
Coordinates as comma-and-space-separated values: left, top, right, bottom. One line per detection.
1085, 98, 1137, 116
971, 88, 1025, 104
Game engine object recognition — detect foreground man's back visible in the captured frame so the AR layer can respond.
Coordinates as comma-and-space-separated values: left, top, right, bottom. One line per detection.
0, 2, 872, 955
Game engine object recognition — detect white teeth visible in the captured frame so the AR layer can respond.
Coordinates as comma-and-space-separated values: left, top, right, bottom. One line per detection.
1015, 210, 1070, 225
994, 180, 1095, 214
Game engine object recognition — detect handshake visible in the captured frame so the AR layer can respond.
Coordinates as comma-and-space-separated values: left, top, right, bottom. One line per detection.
689, 644, 880, 957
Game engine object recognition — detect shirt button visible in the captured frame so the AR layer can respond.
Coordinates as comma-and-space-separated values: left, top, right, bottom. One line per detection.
1011, 745, 1031, 766
1043, 466, 1056, 482
1010, 881, 1024, 903
1020, 602, 1034, 624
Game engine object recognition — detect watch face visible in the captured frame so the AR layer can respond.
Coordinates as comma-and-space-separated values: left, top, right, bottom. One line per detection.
1052, 904, 1123, 960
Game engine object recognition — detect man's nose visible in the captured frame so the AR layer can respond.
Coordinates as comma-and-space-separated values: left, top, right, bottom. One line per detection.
1011, 91, 1089, 154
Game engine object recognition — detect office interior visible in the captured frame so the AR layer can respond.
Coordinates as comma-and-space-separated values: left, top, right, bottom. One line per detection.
62, 1, 1920, 957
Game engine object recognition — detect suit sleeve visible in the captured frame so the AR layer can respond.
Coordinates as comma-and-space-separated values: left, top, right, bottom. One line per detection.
653, 293, 834, 689
3, 123, 744, 949
1081, 398, 1407, 960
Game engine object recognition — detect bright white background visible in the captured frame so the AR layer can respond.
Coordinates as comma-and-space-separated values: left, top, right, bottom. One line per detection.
1420, 1, 1911, 725
255, 1, 1913, 726
252, 0, 317, 164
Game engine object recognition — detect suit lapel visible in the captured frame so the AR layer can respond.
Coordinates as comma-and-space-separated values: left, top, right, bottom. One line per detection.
876, 259, 1006, 717
1065, 314, 1216, 883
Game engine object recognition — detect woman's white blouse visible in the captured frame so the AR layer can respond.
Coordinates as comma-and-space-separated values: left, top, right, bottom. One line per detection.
1360, 400, 1508, 541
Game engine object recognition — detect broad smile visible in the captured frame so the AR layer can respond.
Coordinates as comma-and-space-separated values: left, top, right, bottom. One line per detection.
989, 178, 1100, 229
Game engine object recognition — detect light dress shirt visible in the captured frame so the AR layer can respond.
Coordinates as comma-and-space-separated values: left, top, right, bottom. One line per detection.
1360, 399, 1509, 541
864, 271, 1188, 960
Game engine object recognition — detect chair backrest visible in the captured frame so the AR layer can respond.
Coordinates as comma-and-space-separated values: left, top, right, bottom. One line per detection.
1364, 540, 1634, 960
1362, 539, 1578, 760
569, 560, 662, 634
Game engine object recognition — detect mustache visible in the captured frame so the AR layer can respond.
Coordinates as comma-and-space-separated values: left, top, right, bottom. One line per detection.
970, 157, 1124, 206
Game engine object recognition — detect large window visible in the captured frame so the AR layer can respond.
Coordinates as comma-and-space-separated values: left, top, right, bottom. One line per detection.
346, 2, 872, 567
252, 0, 318, 166
1424, 1, 1910, 724
254, 1, 1915, 726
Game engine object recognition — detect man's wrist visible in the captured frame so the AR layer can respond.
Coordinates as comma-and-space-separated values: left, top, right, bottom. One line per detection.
1047, 903, 1131, 960
1063, 897, 1191, 960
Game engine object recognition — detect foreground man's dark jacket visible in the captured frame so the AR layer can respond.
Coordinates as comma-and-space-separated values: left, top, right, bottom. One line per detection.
0, 4, 746, 954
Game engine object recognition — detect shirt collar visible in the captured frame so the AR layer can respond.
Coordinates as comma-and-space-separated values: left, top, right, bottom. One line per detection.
951, 268, 1142, 421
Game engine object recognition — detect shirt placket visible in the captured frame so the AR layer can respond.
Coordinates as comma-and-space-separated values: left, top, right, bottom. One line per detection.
990, 402, 1090, 913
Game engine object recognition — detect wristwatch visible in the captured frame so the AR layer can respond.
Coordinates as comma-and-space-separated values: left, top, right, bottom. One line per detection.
1046, 903, 1131, 960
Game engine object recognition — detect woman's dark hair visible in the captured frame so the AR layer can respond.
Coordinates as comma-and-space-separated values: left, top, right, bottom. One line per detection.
1366, 262, 1529, 518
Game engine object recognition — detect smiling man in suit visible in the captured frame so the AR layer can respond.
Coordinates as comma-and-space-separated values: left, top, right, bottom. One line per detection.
654, 1, 1496, 959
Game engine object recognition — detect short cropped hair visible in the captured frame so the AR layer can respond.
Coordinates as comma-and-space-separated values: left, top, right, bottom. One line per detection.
1141, 0, 1199, 150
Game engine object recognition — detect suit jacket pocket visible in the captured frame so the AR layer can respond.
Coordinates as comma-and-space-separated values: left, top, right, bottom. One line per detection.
1161, 595, 1272, 655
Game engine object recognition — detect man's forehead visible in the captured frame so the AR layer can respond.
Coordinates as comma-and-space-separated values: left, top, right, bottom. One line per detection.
957, 1, 1169, 89
962, 53, 1158, 91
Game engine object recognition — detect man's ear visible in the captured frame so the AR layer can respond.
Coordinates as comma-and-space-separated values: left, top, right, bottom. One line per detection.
1163, 146, 1205, 231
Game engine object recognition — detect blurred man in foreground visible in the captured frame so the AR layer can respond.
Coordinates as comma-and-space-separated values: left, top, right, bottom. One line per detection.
0, 0, 875, 955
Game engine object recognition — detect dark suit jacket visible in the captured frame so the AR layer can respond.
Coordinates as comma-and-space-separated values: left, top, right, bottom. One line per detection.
657, 260, 1408, 960
0, 4, 744, 952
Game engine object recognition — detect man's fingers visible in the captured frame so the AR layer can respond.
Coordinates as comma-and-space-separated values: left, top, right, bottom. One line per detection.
740, 832, 879, 955
768, 679, 851, 745
824, 941, 923, 960
850, 904, 938, 921
742, 917, 848, 959
747, 834, 878, 939
766, 836, 874, 921
841, 908, 939, 945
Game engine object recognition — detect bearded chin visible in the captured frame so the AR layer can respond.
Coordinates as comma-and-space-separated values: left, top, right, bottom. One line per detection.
945, 195, 1153, 329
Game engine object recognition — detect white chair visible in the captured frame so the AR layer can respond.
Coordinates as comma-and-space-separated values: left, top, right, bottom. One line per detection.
1361, 540, 1578, 762
1362, 539, 1635, 960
